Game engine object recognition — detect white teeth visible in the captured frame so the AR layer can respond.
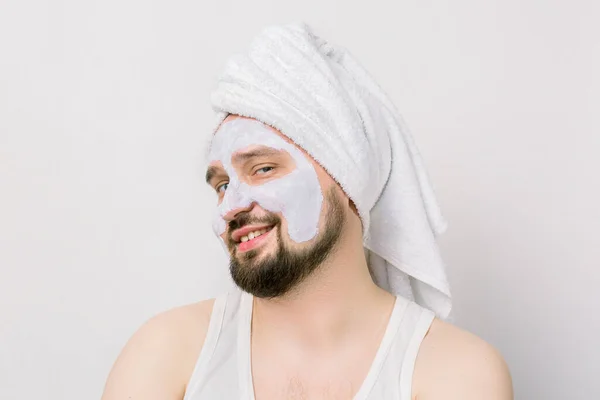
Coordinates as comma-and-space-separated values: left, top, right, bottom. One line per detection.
238, 227, 272, 244
251, 229, 267, 238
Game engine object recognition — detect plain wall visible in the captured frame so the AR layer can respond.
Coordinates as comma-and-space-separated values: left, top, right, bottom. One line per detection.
1, 0, 598, 398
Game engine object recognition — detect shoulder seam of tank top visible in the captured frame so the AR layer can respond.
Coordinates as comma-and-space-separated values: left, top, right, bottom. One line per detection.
182, 293, 228, 400
398, 305, 436, 400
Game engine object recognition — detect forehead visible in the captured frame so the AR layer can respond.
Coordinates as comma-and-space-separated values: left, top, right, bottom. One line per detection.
208, 117, 300, 163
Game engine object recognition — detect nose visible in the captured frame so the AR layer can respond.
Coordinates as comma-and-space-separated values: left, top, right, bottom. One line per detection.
222, 202, 255, 223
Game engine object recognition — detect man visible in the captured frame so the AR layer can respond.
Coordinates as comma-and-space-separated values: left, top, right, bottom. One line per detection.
102, 23, 512, 400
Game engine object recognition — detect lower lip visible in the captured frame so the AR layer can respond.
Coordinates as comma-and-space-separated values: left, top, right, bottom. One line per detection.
237, 227, 275, 253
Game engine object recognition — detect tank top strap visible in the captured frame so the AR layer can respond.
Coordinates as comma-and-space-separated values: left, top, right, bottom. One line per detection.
183, 289, 244, 400
397, 301, 436, 399
355, 296, 435, 400
352, 295, 410, 399
237, 290, 255, 399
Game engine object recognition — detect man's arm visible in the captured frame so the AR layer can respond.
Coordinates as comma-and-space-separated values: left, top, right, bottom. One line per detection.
101, 299, 214, 400
413, 319, 514, 400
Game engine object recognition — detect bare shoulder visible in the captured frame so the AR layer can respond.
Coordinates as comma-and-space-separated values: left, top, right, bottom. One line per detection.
101, 298, 216, 400
412, 318, 513, 400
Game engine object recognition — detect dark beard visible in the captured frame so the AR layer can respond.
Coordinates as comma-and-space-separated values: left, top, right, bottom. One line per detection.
227, 187, 346, 298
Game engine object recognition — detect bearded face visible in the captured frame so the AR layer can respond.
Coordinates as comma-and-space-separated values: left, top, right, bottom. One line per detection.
206, 117, 346, 298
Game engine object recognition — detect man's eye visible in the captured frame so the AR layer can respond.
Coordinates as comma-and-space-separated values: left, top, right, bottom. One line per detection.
216, 183, 228, 193
255, 166, 274, 175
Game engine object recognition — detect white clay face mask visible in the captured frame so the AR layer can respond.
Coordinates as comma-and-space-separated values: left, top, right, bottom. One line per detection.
208, 118, 324, 243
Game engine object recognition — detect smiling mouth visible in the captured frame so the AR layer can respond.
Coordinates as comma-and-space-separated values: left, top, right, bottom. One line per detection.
238, 226, 273, 243
233, 225, 276, 253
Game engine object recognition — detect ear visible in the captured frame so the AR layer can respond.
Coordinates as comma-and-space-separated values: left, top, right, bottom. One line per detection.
332, 183, 359, 218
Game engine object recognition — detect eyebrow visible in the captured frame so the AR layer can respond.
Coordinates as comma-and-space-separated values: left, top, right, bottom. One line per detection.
231, 148, 282, 163
205, 165, 225, 184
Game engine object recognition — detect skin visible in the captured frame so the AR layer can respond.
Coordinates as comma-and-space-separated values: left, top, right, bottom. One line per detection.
101, 115, 513, 400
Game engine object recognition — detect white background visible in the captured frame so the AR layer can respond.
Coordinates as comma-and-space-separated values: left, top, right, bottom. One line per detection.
1, 1, 598, 398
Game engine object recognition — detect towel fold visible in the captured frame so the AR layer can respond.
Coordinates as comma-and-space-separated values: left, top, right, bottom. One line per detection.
209, 22, 452, 319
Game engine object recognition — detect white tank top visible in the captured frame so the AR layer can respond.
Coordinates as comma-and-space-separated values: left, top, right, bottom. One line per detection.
183, 288, 435, 400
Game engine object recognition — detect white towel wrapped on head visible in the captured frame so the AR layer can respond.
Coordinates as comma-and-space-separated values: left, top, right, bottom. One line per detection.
209, 22, 452, 319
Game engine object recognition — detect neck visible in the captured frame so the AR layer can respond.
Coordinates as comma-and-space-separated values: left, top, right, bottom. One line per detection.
251, 230, 395, 350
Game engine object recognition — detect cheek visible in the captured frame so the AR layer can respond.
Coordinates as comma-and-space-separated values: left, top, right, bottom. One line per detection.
212, 209, 227, 237
251, 171, 322, 243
